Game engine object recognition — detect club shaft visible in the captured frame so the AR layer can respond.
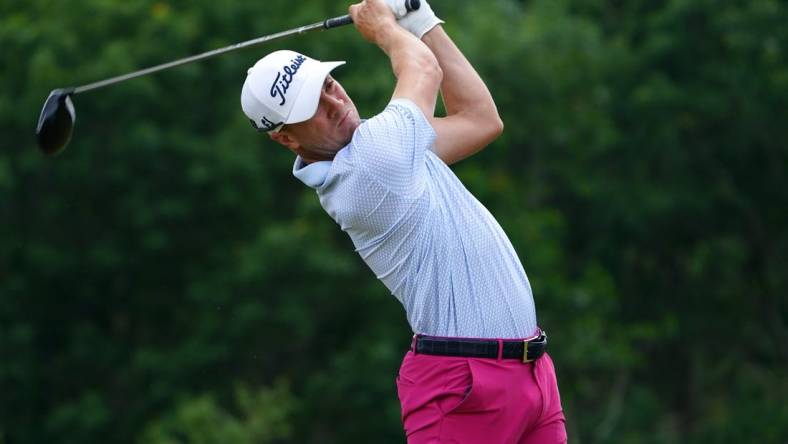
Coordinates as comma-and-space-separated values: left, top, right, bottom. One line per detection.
73, 19, 335, 94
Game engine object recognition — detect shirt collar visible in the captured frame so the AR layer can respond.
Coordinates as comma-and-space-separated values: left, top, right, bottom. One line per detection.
292, 156, 332, 188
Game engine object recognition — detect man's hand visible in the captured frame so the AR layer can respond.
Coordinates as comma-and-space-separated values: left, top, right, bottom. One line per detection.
349, 0, 398, 45
385, 0, 444, 39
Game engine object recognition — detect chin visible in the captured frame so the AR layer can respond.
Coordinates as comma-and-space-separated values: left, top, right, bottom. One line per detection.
340, 118, 360, 143
346, 115, 361, 133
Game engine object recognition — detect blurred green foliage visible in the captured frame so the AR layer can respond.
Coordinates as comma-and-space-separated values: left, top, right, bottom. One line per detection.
1, 0, 787, 442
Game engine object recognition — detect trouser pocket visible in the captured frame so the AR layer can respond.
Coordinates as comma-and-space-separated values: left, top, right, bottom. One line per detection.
396, 352, 473, 436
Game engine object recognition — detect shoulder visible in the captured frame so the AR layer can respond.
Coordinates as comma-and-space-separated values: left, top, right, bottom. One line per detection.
360, 99, 434, 135
352, 99, 436, 158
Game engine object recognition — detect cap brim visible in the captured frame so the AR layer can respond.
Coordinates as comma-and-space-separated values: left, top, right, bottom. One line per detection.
285, 61, 345, 125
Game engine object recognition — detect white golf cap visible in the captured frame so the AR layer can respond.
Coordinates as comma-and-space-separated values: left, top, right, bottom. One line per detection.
241, 50, 345, 133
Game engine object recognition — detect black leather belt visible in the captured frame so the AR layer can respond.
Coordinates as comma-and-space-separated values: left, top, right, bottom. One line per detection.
413, 332, 547, 363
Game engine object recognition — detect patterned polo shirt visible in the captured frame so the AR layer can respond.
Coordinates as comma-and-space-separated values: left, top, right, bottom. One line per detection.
293, 99, 537, 338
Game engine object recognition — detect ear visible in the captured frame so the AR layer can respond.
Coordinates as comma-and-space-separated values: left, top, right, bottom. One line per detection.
269, 131, 300, 152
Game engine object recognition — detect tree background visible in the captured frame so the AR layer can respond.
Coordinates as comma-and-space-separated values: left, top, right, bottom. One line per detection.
1, 0, 787, 442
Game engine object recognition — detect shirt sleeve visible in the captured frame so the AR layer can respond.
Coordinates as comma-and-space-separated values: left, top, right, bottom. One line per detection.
349, 99, 436, 196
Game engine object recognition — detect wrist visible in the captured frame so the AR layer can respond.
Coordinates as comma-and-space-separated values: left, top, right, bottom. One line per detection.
419, 22, 444, 42
396, 0, 443, 39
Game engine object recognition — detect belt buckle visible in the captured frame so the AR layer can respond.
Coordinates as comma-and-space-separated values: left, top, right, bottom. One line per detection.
523, 338, 534, 363
523, 331, 546, 363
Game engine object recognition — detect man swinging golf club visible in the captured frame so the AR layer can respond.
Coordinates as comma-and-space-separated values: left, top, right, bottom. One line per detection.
241, 0, 567, 442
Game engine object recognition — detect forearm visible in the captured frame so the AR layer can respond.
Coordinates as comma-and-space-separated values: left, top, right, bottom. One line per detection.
378, 22, 441, 93
421, 26, 501, 124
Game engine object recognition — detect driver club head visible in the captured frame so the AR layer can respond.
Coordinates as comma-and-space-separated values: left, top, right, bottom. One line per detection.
36, 88, 76, 155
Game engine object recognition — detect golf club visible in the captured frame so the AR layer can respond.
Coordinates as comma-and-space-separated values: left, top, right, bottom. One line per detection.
35, 0, 420, 156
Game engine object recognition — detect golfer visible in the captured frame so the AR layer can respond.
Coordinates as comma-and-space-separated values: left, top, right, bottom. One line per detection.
241, 0, 566, 442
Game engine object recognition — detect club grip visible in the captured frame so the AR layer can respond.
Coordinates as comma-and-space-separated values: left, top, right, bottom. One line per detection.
323, 0, 421, 29
323, 15, 354, 29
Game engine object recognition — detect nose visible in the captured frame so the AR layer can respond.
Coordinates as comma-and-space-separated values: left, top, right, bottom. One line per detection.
321, 90, 344, 119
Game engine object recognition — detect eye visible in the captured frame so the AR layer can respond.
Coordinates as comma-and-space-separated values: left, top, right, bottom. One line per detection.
324, 77, 334, 92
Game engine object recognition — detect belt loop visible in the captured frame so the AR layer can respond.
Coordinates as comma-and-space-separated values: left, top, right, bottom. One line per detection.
411, 334, 419, 354
497, 339, 503, 361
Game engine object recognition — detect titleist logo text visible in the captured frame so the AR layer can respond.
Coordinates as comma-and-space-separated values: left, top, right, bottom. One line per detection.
270, 55, 307, 106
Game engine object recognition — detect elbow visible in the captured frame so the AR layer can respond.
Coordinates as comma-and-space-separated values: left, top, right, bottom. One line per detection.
476, 102, 504, 144
422, 52, 443, 90
433, 64, 445, 90
401, 48, 442, 95
491, 115, 504, 138
483, 114, 504, 144
412, 44, 442, 88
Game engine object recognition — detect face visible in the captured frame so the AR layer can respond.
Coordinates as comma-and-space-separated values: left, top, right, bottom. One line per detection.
271, 75, 360, 163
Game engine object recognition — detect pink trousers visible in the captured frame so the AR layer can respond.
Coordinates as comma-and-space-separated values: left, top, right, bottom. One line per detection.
396, 350, 567, 444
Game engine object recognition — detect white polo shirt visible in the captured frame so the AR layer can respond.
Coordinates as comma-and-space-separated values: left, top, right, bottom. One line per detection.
293, 99, 537, 338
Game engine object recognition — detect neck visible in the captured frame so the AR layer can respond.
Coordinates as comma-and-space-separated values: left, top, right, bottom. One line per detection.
299, 150, 336, 164
295, 139, 350, 164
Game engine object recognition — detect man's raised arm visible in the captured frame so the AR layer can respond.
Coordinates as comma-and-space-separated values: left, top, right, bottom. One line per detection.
349, 0, 443, 120
424, 25, 504, 165
388, 1, 504, 165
